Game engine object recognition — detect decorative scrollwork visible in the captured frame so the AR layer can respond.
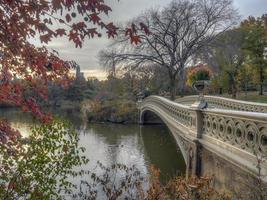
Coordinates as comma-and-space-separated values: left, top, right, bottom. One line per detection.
141, 96, 193, 127
176, 95, 267, 113
141, 95, 267, 158
203, 113, 267, 156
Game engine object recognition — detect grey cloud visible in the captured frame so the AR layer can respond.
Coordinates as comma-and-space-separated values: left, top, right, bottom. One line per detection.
47, 0, 173, 71
234, 0, 267, 19
47, 0, 267, 72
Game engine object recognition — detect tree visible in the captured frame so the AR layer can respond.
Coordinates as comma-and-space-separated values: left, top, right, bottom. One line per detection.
0, 120, 88, 199
146, 66, 170, 95
100, 0, 238, 100
99, 49, 119, 77
241, 14, 267, 95
0, 0, 114, 144
0, 0, 147, 141
198, 29, 245, 98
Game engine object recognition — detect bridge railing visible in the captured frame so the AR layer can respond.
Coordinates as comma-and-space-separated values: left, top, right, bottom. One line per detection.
140, 95, 267, 181
202, 108, 267, 156
140, 95, 267, 157
140, 96, 194, 128
176, 95, 267, 113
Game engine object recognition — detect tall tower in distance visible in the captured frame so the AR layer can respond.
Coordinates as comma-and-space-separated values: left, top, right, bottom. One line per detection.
75, 64, 85, 82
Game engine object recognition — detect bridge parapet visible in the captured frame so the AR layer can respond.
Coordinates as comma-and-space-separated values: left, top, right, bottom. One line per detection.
202, 109, 267, 156
140, 96, 194, 128
139, 95, 267, 184
176, 95, 267, 113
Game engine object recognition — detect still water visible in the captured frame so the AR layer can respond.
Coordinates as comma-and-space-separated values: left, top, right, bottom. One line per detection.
0, 108, 186, 183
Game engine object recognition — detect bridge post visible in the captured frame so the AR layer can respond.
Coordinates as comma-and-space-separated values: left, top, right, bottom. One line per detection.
190, 102, 205, 177
190, 100, 205, 139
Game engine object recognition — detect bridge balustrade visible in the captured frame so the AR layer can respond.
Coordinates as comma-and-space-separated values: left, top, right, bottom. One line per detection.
202, 109, 267, 156
140, 95, 267, 163
139, 96, 267, 177
140, 96, 193, 127
176, 95, 267, 113
139, 95, 267, 186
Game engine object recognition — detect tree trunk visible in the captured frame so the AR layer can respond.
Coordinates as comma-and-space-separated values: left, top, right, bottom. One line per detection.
230, 75, 237, 99
232, 84, 237, 99
259, 67, 264, 96
178, 69, 186, 97
244, 81, 248, 100
170, 75, 177, 101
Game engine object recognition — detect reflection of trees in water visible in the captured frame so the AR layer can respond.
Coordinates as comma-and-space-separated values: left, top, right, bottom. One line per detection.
0, 108, 37, 137
87, 124, 139, 144
1, 109, 186, 183
0, 108, 34, 124
86, 124, 144, 167
52, 108, 84, 128
140, 125, 186, 182
0, 108, 85, 134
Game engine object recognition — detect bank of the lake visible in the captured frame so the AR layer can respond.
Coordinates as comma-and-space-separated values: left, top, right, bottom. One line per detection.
82, 99, 139, 124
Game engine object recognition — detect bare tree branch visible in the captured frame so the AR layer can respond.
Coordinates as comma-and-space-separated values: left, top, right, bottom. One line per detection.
99, 0, 239, 99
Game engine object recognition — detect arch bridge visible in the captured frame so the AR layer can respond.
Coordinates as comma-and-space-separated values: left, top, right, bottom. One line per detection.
138, 95, 267, 194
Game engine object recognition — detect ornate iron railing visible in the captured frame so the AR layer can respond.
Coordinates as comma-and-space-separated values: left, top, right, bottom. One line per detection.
202, 109, 267, 155
140, 95, 267, 156
140, 96, 193, 127
176, 95, 267, 113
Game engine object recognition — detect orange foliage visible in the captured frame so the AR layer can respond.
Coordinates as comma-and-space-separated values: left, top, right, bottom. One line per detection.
186, 64, 213, 87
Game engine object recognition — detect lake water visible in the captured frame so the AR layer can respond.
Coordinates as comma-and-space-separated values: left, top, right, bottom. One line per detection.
0, 108, 186, 197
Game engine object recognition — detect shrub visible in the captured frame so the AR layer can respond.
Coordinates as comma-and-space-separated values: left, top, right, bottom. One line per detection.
0, 119, 88, 200
87, 100, 138, 123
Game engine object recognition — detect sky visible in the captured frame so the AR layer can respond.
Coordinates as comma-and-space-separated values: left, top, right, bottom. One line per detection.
47, 0, 267, 79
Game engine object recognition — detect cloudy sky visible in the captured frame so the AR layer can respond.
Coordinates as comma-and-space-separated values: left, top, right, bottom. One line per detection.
47, 0, 267, 79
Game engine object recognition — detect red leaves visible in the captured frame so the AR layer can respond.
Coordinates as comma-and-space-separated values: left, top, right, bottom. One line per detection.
59, 19, 65, 23
0, 0, 152, 146
40, 34, 51, 44
125, 28, 132, 37
131, 35, 141, 45
140, 22, 150, 35
0, 119, 21, 145
90, 13, 101, 24
65, 0, 74, 8
69, 31, 82, 48
52, 0, 62, 10
65, 13, 72, 23
73, 22, 87, 30
106, 23, 118, 38
125, 24, 149, 45
88, 28, 98, 38
55, 29, 66, 37
125, 22, 150, 45
52, 61, 62, 71
97, 4, 112, 15
25, 97, 52, 123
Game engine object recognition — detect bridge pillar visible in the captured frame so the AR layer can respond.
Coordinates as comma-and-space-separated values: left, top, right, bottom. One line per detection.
190, 98, 206, 138
186, 140, 203, 178
188, 102, 205, 178
193, 140, 202, 177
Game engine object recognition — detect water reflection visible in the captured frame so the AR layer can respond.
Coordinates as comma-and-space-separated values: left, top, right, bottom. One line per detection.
0, 108, 186, 181
140, 125, 186, 180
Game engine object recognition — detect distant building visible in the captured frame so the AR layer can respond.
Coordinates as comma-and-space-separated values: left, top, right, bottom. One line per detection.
75, 65, 86, 82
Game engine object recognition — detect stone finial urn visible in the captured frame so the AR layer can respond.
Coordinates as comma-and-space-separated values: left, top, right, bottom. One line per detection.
187, 64, 212, 108
191, 80, 210, 109
193, 80, 209, 93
